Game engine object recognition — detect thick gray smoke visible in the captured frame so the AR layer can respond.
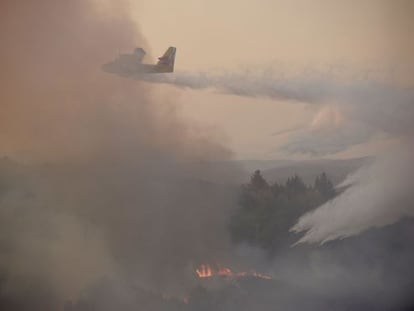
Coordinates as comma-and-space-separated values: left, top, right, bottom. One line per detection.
0, 1, 241, 309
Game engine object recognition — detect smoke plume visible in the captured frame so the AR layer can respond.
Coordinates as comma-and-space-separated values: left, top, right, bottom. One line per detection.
0, 1, 241, 309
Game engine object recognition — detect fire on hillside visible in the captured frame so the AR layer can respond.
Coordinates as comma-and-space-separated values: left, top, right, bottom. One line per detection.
195, 264, 272, 280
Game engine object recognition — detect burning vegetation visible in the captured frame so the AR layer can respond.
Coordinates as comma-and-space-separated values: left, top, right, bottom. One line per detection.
195, 264, 271, 280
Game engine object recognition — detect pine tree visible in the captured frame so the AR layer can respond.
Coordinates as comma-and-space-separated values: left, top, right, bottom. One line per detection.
286, 174, 306, 193
249, 170, 269, 190
314, 172, 335, 199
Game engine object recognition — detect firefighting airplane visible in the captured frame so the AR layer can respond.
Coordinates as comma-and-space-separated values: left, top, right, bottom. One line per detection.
102, 46, 176, 76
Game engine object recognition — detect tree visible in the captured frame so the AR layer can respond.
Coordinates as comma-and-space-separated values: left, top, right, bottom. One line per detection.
230, 170, 339, 253
314, 172, 335, 200
270, 182, 284, 197
285, 175, 306, 194
249, 170, 269, 190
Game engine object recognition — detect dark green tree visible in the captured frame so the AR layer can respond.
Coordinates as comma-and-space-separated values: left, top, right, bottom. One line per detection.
285, 174, 307, 194
314, 172, 335, 200
230, 170, 340, 254
249, 170, 269, 190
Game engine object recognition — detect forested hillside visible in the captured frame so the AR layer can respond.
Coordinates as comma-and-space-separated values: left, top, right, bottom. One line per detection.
230, 170, 336, 253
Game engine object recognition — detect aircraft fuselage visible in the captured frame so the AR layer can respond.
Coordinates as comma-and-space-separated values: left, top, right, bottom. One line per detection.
102, 46, 176, 76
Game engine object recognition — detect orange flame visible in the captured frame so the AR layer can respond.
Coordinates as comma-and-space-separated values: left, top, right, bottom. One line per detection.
195, 264, 271, 280
195, 264, 213, 278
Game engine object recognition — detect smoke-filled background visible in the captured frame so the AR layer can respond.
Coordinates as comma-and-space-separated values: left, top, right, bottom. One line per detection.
1, 0, 414, 310
0, 0, 243, 309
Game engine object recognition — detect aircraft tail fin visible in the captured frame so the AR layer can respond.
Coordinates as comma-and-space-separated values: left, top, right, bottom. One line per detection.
156, 46, 176, 72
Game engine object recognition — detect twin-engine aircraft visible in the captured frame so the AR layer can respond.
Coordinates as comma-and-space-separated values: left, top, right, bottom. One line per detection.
102, 46, 176, 76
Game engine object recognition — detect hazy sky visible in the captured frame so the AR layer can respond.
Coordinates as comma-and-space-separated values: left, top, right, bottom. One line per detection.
128, 0, 413, 160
